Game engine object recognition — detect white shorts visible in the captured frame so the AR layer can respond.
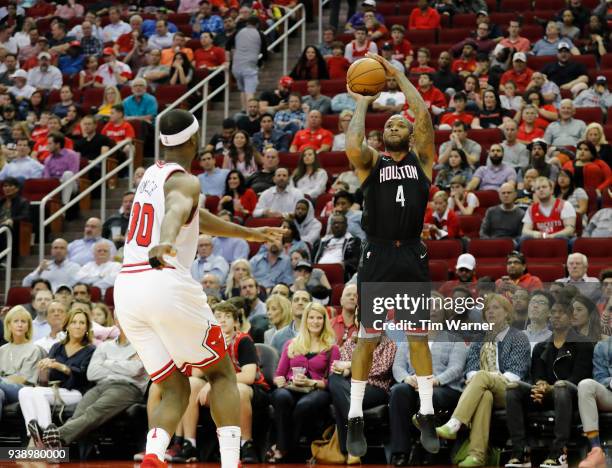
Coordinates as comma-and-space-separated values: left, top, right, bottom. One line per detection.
114, 264, 226, 383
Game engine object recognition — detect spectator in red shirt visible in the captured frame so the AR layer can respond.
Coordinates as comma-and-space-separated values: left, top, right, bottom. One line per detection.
451, 41, 477, 77
363, 11, 388, 41
195, 32, 227, 72
423, 191, 462, 239
389, 25, 413, 68
499, 20, 531, 52
114, 16, 143, 57
439, 92, 474, 129
517, 105, 545, 144
563, 140, 612, 194
289, 110, 333, 153
500, 52, 534, 94
438, 254, 478, 298
331, 283, 358, 346
101, 104, 136, 144
32, 115, 74, 162
418, 73, 446, 115
495, 251, 544, 293
409, 0, 441, 30
326, 41, 350, 79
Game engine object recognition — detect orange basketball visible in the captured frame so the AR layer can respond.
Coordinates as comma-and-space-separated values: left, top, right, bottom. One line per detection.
347, 58, 387, 96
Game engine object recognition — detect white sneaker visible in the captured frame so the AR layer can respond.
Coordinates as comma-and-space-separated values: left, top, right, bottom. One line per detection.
540, 451, 568, 468
133, 451, 145, 461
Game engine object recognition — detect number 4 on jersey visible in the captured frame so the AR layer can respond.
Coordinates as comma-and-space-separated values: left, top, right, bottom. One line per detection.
127, 202, 155, 247
396, 185, 405, 207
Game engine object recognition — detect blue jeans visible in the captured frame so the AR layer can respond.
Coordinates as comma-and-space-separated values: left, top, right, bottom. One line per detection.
0, 379, 24, 418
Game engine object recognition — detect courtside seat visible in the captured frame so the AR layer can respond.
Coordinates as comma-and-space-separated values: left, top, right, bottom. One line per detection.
521, 238, 568, 264
467, 238, 515, 264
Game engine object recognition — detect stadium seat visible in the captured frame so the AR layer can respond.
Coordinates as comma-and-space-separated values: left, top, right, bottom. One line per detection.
104, 287, 114, 307
292, 79, 346, 96
398, 2, 419, 14
526, 55, 556, 71
439, 28, 472, 44
319, 151, 350, 176
534, 0, 564, 9
429, 260, 449, 282
204, 195, 220, 214
473, 190, 499, 210
458, 214, 482, 238
156, 85, 188, 108
603, 187, 612, 207
90, 287, 102, 303
406, 29, 436, 46
315, 192, 333, 216
6, 287, 31, 307
528, 263, 565, 282
22, 178, 61, 202
521, 238, 568, 263
476, 264, 507, 280
588, 263, 609, 277
601, 53, 612, 69
314, 263, 344, 284
331, 283, 345, 306
489, 13, 516, 25
245, 217, 283, 228
248, 241, 262, 258
499, 0, 531, 12
424, 239, 462, 266
254, 344, 279, 388
82, 87, 105, 110
471, 128, 503, 144
467, 238, 515, 264
452, 14, 477, 28
278, 152, 299, 172
376, 3, 397, 15
573, 238, 612, 265
574, 107, 603, 125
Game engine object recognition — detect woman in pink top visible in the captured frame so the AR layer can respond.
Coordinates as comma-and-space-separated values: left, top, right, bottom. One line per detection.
266, 302, 340, 462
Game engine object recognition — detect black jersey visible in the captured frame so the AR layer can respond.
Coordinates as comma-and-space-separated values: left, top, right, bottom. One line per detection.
361, 151, 430, 240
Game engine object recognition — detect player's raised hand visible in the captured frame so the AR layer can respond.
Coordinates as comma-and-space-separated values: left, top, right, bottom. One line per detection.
366, 52, 399, 77
346, 84, 380, 104
245, 226, 288, 243
148, 243, 177, 269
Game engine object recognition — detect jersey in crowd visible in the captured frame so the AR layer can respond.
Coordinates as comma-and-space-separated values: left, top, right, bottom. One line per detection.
361, 151, 430, 240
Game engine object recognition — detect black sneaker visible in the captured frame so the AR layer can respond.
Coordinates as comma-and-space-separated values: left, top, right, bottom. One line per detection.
172, 440, 199, 463
27, 420, 44, 449
505, 450, 531, 468
413, 413, 439, 454
391, 452, 410, 466
42, 424, 62, 449
241, 439, 259, 464
540, 449, 568, 468
346, 416, 367, 457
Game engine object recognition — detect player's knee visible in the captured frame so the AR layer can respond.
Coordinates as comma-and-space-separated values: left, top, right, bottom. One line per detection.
159, 370, 191, 401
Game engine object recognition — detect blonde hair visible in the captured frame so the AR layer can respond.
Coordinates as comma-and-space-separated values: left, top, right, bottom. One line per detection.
225, 259, 252, 298
584, 122, 608, 146
102, 85, 121, 106
62, 309, 93, 345
92, 302, 113, 327
266, 294, 292, 329
288, 303, 336, 358
338, 109, 354, 131
433, 190, 449, 202
4, 306, 33, 342
482, 293, 514, 324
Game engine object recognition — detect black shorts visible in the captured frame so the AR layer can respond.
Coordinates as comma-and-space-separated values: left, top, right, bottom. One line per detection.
357, 238, 431, 336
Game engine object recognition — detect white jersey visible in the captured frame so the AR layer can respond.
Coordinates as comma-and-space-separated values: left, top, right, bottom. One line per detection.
122, 161, 199, 271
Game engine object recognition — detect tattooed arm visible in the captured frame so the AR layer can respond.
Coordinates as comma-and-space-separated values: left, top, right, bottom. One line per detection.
345, 86, 381, 184
369, 53, 435, 181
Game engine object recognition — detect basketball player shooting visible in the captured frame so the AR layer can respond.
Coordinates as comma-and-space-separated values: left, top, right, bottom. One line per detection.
114, 109, 286, 468
344, 53, 439, 457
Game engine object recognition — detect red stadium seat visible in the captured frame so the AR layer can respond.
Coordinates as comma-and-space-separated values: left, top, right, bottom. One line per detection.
366, 113, 393, 129
439, 28, 472, 44
6, 287, 31, 307
520, 25, 544, 42
315, 192, 333, 216
499, 0, 531, 12
90, 287, 101, 303
278, 152, 299, 172
104, 287, 114, 307
248, 241, 262, 258
458, 214, 482, 238
527, 55, 556, 71
452, 14, 477, 28
377, 3, 397, 15
314, 263, 344, 284
534, 0, 564, 9
471, 128, 503, 144
385, 15, 410, 28
245, 217, 283, 228
473, 190, 499, 210
435, 130, 451, 145
22, 179, 61, 202
427, 44, 452, 60
573, 238, 612, 265
190, 159, 203, 175
406, 29, 436, 46
167, 13, 191, 24
429, 260, 449, 282
424, 239, 462, 266
476, 264, 507, 280
331, 283, 345, 306
574, 107, 603, 124
528, 263, 565, 282
588, 263, 609, 277
82, 87, 105, 110
603, 187, 612, 207
468, 238, 515, 264
156, 85, 188, 107
601, 54, 612, 69
204, 195, 220, 214
573, 55, 597, 70
319, 152, 350, 176
398, 2, 418, 14
521, 239, 569, 263
489, 13, 516, 25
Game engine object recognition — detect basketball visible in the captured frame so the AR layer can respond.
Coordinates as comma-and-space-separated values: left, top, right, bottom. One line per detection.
347, 58, 387, 96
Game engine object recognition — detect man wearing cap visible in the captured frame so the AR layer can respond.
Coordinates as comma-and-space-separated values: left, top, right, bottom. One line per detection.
123, 78, 158, 124
541, 42, 589, 97
409, 0, 440, 30
388, 25, 413, 65
259, 75, 293, 114
23, 238, 80, 291
532, 21, 579, 56
95, 48, 132, 87
480, 182, 524, 241
543, 99, 586, 147
302, 80, 332, 115
380, 42, 404, 73
500, 52, 533, 94
345, 0, 385, 32
102, 6, 132, 43
574, 75, 612, 110
26, 52, 62, 90
0, 137, 43, 181
524, 139, 559, 182
439, 254, 478, 298
373, 76, 406, 113
499, 20, 530, 52
496, 252, 543, 293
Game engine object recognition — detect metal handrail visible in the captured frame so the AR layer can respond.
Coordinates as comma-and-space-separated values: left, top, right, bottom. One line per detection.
38, 140, 134, 262
154, 66, 230, 162
154, 4, 306, 159
318, 0, 332, 43
0, 226, 12, 300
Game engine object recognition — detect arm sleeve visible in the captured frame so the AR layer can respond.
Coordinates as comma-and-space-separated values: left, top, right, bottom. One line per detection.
237, 338, 258, 367
86, 343, 111, 382
568, 342, 595, 385
253, 190, 270, 217
593, 340, 612, 388
275, 341, 291, 378
479, 209, 492, 238
392, 341, 411, 382
436, 341, 468, 386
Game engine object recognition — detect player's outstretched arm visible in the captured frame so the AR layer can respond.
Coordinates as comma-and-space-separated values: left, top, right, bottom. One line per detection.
199, 208, 287, 243
368, 53, 435, 178
345, 86, 380, 183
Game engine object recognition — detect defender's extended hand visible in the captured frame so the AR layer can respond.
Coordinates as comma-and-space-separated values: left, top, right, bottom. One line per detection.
245, 226, 288, 243
346, 84, 380, 104
366, 52, 399, 77
148, 243, 177, 269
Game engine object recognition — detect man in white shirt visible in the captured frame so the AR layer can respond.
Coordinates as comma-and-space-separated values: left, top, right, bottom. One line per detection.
0, 24, 18, 55
555, 253, 600, 299
7, 69, 36, 100
95, 48, 132, 87
69, 11, 104, 41
31, 289, 52, 342
190, 234, 229, 283
35, 299, 67, 353
22, 238, 80, 291
313, 213, 361, 280
344, 26, 377, 63
74, 241, 121, 294
102, 6, 132, 42
373, 76, 406, 113
27, 52, 62, 90
147, 20, 174, 51
253, 168, 303, 217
